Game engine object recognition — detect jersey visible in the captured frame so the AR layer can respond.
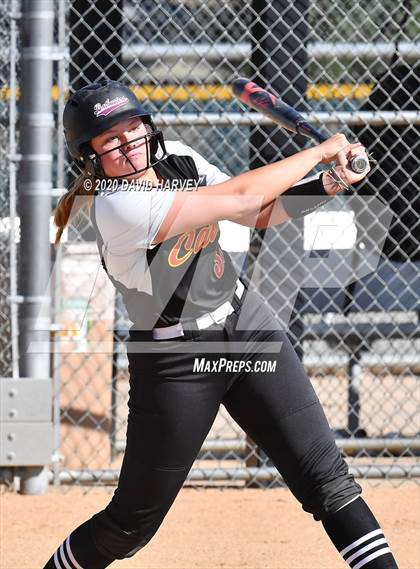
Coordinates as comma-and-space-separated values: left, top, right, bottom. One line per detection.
91, 141, 238, 329
91, 141, 325, 329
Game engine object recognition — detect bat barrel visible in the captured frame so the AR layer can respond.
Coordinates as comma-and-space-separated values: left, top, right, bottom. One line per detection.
232, 77, 369, 174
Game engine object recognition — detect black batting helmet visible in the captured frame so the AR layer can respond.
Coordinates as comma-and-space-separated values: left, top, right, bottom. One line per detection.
63, 80, 166, 177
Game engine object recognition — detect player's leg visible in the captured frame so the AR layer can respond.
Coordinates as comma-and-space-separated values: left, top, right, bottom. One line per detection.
222, 326, 399, 568
43, 332, 228, 568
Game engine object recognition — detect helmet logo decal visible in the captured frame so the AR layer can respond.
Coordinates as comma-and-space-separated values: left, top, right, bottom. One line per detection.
93, 96, 129, 117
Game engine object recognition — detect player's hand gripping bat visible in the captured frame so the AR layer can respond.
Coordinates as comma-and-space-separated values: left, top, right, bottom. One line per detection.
232, 77, 368, 174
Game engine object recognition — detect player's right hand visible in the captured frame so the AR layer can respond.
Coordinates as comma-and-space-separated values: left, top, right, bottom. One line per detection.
317, 133, 363, 169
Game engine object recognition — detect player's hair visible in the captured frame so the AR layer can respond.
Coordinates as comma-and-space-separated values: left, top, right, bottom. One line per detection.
53, 174, 94, 246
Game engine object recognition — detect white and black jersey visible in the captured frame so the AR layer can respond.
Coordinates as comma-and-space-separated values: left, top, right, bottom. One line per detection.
90, 141, 324, 329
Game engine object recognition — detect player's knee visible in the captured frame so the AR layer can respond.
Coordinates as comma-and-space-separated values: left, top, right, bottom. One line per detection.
89, 508, 161, 559
291, 435, 363, 522
302, 472, 362, 522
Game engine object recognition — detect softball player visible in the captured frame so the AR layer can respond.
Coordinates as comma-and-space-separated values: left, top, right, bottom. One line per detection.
44, 80, 399, 569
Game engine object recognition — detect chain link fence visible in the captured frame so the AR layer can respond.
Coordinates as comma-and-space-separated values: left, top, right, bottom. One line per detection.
0, 0, 17, 379
1, 0, 419, 490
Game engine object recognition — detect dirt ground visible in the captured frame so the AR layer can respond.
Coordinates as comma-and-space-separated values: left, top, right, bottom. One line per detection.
1, 482, 419, 569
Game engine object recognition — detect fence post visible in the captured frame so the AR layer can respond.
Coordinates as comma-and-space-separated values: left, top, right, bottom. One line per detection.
16, 0, 54, 494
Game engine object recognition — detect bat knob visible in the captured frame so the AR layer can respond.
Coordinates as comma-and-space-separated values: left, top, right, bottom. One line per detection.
350, 154, 369, 174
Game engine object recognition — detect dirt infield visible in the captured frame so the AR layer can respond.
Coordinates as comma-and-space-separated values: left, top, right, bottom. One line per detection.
1, 482, 419, 569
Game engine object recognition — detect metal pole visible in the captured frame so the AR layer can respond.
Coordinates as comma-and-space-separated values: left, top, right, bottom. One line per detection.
50, 464, 420, 484
150, 111, 420, 127
110, 332, 120, 463
9, 0, 20, 379
50, 0, 66, 489
17, 0, 54, 494
114, 437, 420, 455
348, 349, 362, 435
121, 41, 420, 62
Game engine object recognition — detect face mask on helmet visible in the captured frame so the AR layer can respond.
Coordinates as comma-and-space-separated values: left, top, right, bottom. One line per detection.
63, 80, 167, 179
80, 116, 166, 178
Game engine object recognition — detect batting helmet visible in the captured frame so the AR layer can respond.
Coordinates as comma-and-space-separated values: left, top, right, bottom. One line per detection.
63, 80, 166, 177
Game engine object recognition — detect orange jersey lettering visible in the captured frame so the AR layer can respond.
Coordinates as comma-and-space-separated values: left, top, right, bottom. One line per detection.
168, 223, 219, 268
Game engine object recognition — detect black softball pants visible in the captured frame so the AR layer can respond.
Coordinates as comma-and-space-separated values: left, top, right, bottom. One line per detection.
90, 291, 361, 560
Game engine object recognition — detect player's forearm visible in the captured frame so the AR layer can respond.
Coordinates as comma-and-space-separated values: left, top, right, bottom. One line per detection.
232, 199, 288, 229
232, 146, 321, 211
233, 171, 340, 229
